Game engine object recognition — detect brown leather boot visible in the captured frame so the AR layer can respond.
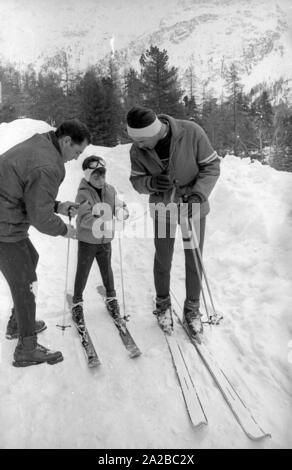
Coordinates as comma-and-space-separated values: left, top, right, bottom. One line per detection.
13, 335, 63, 367
6, 308, 47, 340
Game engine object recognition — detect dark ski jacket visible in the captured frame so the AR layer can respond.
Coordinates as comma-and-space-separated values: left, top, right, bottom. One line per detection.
129, 114, 220, 219
0, 131, 67, 242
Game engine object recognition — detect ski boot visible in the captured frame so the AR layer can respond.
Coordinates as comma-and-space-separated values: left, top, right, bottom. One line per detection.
6, 308, 47, 340
105, 297, 125, 327
153, 296, 173, 335
183, 299, 203, 341
13, 334, 63, 367
71, 301, 85, 330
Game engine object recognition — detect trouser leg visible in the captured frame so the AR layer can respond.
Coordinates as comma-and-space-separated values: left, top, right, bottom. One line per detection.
0, 239, 39, 337
153, 217, 176, 299
95, 243, 116, 297
183, 217, 206, 302
73, 241, 96, 302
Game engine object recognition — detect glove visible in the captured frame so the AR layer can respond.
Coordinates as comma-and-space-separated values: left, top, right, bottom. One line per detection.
92, 203, 113, 222
179, 194, 202, 220
187, 194, 202, 217
92, 203, 101, 217
150, 174, 173, 192
115, 207, 130, 221
57, 201, 80, 217
63, 224, 77, 239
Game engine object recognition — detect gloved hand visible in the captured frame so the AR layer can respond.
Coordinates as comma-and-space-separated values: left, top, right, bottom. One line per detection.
57, 201, 80, 217
92, 203, 102, 218
63, 224, 77, 239
150, 174, 174, 192
91, 203, 110, 219
179, 194, 202, 220
115, 206, 130, 221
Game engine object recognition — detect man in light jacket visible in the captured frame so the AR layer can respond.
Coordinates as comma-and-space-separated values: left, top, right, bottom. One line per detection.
127, 106, 220, 338
0, 119, 91, 367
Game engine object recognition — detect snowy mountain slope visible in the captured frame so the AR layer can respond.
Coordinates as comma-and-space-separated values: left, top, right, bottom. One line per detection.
111, 0, 292, 92
0, 0, 291, 95
0, 119, 292, 448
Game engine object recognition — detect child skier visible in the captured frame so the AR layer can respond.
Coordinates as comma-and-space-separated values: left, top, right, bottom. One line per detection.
71, 155, 129, 326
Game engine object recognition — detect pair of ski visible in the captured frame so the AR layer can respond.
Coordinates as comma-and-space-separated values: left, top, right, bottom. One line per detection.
66, 287, 141, 368
163, 294, 271, 441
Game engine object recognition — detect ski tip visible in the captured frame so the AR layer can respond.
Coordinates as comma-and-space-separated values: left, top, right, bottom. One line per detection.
192, 334, 202, 345
246, 431, 272, 441
88, 360, 101, 368
165, 330, 174, 336
129, 350, 142, 359
192, 419, 208, 429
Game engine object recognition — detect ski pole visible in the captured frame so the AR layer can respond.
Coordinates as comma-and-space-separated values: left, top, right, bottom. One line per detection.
118, 234, 129, 322
178, 195, 210, 321
185, 216, 211, 322
170, 179, 179, 203
57, 213, 72, 333
188, 218, 222, 324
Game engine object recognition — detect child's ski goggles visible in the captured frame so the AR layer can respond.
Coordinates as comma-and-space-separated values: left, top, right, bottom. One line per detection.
84, 157, 106, 181
87, 158, 106, 170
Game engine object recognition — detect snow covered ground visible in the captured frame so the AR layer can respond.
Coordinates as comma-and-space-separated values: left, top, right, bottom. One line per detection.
0, 119, 291, 449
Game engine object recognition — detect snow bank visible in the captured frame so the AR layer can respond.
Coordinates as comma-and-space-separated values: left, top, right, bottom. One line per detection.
0, 119, 53, 154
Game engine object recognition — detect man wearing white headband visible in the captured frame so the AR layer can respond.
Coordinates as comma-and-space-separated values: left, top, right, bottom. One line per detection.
127, 115, 163, 141
127, 105, 220, 339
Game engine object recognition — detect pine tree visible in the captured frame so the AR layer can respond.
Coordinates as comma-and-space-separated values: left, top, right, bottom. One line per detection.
224, 63, 254, 156
21, 65, 38, 117
202, 94, 216, 142
183, 95, 199, 122
183, 62, 199, 120
42, 49, 78, 96
32, 69, 66, 124
124, 68, 143, 109
76, 68, 108, 145
0, 63, 22, 122
104, 58, 124, 145
250, 89, 274, 159
184, 62, 197, 99
224, 63, 243, 154
139, 45, 184, 116
271, 102, 292, 171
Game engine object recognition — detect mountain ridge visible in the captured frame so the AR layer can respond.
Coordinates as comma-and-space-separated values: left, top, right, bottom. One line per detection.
0, 0, 291, 98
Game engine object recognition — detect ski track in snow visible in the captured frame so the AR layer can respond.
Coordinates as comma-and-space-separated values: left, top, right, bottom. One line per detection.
0, 120, 292, 448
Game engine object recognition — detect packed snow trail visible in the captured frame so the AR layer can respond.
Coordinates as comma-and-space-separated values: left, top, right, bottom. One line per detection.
0, 119, 292, 448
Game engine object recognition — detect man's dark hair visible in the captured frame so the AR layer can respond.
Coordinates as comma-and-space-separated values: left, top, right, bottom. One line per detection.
55, 119, 91, 144
126, 106, 156, 128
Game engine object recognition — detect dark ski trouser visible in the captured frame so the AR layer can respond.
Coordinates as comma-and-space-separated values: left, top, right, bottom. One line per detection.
73, 241, 116, 302
0, 238, 39, 337
154, 216, 206, 303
